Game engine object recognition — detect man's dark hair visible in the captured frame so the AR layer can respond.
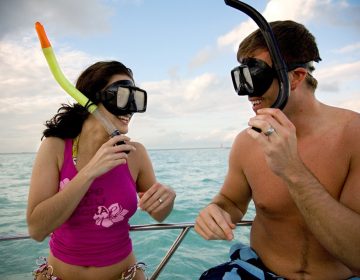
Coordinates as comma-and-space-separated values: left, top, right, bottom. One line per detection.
238, 20, 321, 90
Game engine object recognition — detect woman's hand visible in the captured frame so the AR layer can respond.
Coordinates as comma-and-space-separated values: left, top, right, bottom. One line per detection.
138, 182, 176, 221
81, 135, 136, 180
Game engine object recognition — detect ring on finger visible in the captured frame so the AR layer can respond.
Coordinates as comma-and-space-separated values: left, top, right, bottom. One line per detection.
158, 198, 163, 204
264, 126, 275, 136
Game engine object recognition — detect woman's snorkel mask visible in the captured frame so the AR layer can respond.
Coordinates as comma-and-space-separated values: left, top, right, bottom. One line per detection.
95, 79, 147, 116
224, 0, 290, 110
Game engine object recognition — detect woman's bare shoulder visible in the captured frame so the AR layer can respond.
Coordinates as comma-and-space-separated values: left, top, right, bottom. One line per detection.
39, 137, 65, 153
127, 141, 150, 162
129, 141, 146, 150
37, 137, 66, 168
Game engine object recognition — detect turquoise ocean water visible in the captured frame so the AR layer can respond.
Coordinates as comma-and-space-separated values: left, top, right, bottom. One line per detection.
0, 148, 255, 279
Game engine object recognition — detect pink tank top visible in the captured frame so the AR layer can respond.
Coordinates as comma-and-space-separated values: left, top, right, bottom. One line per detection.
49, 139, 138, 267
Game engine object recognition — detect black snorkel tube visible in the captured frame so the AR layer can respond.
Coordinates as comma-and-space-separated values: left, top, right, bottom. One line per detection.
224, 0, 290, 110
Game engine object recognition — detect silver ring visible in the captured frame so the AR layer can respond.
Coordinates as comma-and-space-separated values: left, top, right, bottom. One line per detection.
264, 126, 275, 136
158, 198, 163, 204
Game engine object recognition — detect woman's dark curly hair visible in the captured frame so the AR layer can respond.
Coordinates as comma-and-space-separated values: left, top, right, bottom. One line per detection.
42, 61, 133, 139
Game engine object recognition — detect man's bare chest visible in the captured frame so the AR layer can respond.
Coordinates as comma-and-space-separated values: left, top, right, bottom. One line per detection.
243, 136, 349, 217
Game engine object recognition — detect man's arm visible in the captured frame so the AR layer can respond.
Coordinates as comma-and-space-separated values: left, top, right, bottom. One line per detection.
285, 159, 360, 272
195, 132, 252, 240
248, 108, 360, 272
284, 118, 360, 273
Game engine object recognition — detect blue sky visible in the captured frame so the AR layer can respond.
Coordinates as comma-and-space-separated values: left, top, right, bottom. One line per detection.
0, 0, 359, 153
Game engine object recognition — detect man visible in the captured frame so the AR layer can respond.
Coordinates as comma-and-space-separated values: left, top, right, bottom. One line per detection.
194, 20, 360, 280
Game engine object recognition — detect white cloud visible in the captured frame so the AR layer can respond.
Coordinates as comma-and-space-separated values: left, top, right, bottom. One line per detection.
316, 60, 360, 112
263, 0, 325, 22
217, 20, 257, 51
317, 60, 360, 82
0, 36, 96, 153
0, 0, 359, 153
0, 37, 96, 97
191, 0, 323, 69
216, 0, 358, 52
142, 72, 240, 118
189, 46, 216, 70
333, 42, 360, 54
216, 0, 322, 51
0, 0, 113, 39
0, 34, 245, 152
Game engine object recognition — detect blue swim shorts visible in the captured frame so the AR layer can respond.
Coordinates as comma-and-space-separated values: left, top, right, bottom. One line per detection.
199, 243, 360, 280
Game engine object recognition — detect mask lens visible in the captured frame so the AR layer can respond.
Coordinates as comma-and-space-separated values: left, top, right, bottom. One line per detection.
116, 87, 130, 108
99, 80, 147, 115
231, 66, 254, 95
231, 58, 275, 97
133, 90, 146, 111
232, 68, 241, 91
242, 67, 254, 92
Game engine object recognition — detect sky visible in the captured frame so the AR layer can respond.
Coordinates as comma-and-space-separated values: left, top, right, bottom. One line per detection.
0, 0, 359, 153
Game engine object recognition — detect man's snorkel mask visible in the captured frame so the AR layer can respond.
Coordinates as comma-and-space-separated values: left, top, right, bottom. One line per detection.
231, 58, 314, 98
224, 0, 290, 110
95, 80, 147, 116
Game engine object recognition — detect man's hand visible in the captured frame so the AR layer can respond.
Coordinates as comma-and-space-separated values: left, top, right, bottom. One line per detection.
247, 108, 301, 179
195, 203, 236, 241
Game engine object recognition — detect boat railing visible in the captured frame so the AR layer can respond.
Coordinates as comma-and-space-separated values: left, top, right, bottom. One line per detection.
0, 221, 253, 280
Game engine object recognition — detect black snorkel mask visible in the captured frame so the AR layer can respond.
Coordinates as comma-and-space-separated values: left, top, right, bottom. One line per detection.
231, 58, 313, 98
224, 0, 290, 110
95, 80, 147, 116
231, 58, 275, 97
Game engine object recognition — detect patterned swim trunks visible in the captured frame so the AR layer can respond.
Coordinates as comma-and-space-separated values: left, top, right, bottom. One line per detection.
199, 243, 282, 280
199, 243, 360, 280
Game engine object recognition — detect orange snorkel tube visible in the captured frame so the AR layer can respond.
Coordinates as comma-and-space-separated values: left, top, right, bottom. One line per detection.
35, 22, 125, 141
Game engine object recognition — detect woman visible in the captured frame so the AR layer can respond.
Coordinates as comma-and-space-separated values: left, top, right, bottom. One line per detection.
27, 61, 176, 280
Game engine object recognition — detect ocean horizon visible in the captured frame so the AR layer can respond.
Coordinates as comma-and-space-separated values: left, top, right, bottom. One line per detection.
0, 145, 232, 155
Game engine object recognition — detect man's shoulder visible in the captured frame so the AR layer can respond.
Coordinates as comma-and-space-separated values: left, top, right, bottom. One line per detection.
231, 129, 259, 156
342, 109, 360, 143
327, 105, 359, 118
327, 106, 360, 151
333, 106, 360, 131
324, 105, 360, 129
233, 129, 253, 145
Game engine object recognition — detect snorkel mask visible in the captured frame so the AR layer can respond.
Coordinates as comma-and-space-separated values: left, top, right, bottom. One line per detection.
231, 58, 275, 97
224, 0, 290, 110
231, 58, 314, 97
95, 80, 147, 116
